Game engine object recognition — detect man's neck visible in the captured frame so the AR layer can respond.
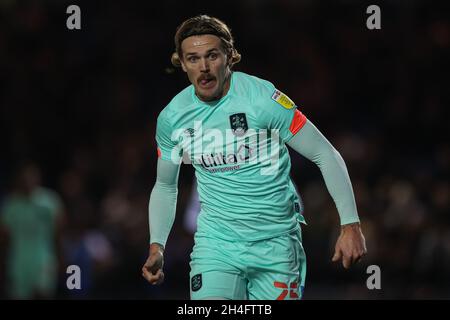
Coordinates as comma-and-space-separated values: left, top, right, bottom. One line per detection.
220, 70, 232, 98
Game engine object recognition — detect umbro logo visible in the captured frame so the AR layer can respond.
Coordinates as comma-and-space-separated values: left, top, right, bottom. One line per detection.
184, 128, 195, 137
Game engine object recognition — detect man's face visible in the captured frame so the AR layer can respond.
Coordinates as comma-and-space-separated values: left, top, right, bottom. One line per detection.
180, 34, 231, 102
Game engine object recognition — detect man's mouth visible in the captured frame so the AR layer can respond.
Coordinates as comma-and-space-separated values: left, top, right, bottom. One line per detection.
198, 76, 216, 89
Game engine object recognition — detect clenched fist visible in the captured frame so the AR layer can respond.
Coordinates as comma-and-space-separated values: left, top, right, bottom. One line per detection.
142, 243, 165, 285
332, 222, 367, 269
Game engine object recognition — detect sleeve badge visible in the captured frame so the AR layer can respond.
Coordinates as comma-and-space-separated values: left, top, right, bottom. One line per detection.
271, 89, 295, 109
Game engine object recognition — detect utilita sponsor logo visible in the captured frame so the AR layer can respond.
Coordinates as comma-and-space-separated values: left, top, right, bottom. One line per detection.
197, 144, 255, 169
170, 121, 281, 175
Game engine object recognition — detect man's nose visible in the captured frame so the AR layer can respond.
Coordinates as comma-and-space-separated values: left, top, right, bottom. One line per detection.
200, 58, 210, 72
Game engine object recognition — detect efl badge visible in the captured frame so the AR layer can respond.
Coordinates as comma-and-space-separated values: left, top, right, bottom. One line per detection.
191, 274, 202, 292
271, 89, 295, 109
229, 113, 248, 137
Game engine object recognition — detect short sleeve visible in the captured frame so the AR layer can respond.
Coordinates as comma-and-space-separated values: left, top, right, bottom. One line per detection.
44, 189, 63, 216
155, 112, 182, 163
33, 188, 63, 220
259, 83, 307, 143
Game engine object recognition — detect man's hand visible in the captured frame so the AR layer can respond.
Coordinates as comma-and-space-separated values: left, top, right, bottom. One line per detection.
142, 243, 165, 285
332, 222, 367, 269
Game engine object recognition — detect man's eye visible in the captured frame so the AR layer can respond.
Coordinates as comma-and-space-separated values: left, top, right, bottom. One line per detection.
188, 57, 198, 63
209, 53, 217, 60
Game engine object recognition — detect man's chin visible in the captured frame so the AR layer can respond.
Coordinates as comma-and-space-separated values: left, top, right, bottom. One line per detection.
196, 89, 220, 102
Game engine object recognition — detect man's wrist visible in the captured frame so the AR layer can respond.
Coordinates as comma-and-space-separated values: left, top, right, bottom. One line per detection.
341, 222, 360, 231
150, 242, 165, 254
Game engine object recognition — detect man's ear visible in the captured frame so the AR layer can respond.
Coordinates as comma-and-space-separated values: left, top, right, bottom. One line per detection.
180, 59, 187, 72
226, 51, 233, 67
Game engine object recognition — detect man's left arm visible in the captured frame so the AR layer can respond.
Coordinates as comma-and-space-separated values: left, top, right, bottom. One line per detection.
286, 119, 367, 269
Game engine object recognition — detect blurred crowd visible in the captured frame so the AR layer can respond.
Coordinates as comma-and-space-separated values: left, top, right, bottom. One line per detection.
0, 0, 449, 299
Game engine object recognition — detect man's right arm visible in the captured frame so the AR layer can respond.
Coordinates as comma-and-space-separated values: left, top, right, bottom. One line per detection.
149, 157, 180, 248
142, 157, 180, 285
142, 111, 182, 285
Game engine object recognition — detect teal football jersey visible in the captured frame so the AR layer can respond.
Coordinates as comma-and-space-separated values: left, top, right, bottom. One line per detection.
156, 71, 307, 241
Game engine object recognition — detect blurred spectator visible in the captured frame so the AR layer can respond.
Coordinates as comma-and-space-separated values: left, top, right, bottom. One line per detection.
0, 162, 65, 299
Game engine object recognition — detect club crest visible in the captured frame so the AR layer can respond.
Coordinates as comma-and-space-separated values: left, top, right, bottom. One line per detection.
229, 113, 248, 137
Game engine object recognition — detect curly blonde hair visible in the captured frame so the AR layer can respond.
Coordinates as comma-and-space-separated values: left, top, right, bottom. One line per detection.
171, 15, 241, 68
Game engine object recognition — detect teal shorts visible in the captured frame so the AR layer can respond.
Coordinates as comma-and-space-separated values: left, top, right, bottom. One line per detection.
189, 227, 306, 300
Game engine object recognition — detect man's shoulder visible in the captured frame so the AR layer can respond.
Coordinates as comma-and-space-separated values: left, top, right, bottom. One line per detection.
233, 71, 277, 101
158, 85, 195, 123
234, 72, 298, 123
33, 187, 62, 210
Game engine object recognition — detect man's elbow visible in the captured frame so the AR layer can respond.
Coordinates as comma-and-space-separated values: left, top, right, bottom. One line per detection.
331, 146, 345, 163
314, 145, 346, 170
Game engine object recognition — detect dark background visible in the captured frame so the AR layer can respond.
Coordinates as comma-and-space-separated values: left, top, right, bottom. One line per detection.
0, 0, 449, 299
